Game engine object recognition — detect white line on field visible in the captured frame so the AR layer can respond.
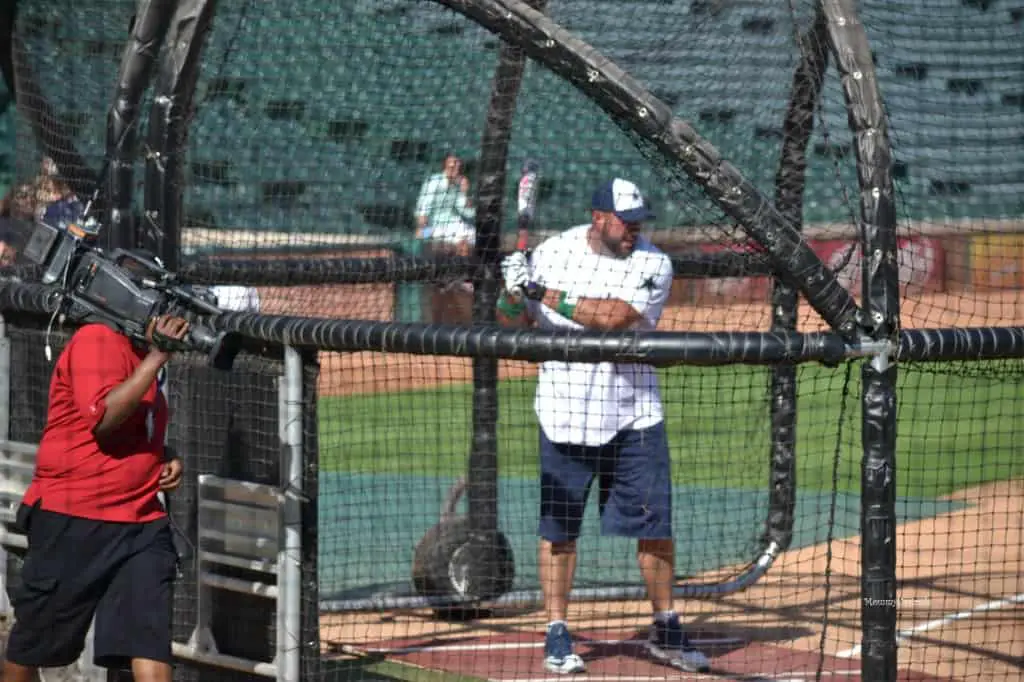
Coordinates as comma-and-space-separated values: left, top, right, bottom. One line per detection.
836, 592, 1024, 659
365, 637, 743, 655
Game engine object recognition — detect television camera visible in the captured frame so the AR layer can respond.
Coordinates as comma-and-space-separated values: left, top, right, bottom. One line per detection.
19, 201, 242, 371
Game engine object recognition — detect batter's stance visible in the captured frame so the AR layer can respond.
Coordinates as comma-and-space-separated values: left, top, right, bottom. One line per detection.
497, 178, 711, 674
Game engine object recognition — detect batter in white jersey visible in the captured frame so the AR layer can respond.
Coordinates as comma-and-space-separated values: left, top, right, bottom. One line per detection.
527, 222, 671, 446
498, 178, 710, 675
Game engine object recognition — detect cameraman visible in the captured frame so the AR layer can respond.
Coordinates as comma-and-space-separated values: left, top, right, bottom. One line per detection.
3, 315, 191, 682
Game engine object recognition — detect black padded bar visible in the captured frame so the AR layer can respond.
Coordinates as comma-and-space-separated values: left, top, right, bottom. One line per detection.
177, 250, 772, 286
178, 255, 478, 286
898, 327, 1024, 362
467, 0, 541, 550
211, 312, 852, 366
142, 0, 218, 271
4, 283, 1024, 365
860, 362, 898, 682
766, 5, 830, 554
822, 0, 900, 678
434, 0, 862, 340
106, 0, 177, 252
673, 251, 773, 278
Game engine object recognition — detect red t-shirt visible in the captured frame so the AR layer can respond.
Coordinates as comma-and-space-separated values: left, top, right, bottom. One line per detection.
23, 323, 169, 523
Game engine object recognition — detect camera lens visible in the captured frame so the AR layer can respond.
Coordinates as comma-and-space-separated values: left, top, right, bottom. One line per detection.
189, 323, 241, 371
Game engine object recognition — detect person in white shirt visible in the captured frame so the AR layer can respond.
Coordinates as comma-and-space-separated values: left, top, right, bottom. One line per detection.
414, 152, 476, 255
414, 152, 476, 324
498, 178, 710, 675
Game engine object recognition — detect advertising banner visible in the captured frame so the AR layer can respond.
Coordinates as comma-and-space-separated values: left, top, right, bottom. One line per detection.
969, 234, 1024, 290
813, 236, 946, 296
691, 237, 946, 304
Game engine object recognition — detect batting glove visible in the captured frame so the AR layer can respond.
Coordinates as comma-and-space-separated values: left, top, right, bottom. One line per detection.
500, 252, 530, 298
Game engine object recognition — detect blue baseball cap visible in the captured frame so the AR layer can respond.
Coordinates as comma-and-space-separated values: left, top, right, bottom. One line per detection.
591, 178, 655, 223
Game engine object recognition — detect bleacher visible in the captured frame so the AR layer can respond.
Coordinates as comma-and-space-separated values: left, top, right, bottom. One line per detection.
1, 0, 1021, 237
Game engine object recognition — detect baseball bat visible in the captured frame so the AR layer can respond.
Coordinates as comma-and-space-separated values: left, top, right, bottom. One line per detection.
516, 160, 539, 251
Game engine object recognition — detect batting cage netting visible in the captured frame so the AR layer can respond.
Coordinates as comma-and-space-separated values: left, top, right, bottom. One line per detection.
0, 0, 1022, 681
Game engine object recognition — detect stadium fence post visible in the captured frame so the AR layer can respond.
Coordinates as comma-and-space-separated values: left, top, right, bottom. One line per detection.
278, 345, 304, 682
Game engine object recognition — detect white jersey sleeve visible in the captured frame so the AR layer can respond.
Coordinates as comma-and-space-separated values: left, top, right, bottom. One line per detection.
620, 252, 673, 328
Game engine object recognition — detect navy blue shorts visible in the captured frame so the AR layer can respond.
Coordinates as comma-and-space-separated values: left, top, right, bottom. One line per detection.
5, 502, 178, 669
538, 422, 673, 542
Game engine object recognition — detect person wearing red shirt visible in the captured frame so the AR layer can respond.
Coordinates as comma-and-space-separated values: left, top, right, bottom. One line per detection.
3, 315, 190, 682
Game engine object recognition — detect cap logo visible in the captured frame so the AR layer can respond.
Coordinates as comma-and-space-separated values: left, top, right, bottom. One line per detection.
612, 178, 645, 212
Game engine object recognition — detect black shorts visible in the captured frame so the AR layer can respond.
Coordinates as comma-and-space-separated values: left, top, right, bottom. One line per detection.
4, 502, 178, 669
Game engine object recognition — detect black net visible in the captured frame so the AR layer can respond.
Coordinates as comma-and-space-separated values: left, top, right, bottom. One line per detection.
166, 351, 321, 682
181, 0, 867, 327
7, 1, 125, 214
3, 0, 1022, 681
858, 4, 1024, 681
859, 1, 1024, 329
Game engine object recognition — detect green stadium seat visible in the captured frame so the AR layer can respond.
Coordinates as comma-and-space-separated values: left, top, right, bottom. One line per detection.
16, 0, 1019, 235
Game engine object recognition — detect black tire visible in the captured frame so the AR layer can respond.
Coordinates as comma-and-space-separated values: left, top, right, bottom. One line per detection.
411, 516, 515, 613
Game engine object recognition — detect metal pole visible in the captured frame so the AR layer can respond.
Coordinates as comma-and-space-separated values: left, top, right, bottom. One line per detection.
278, 346, 303, 682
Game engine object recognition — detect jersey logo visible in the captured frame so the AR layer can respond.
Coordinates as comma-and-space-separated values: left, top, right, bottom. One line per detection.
640, 275, 658, 292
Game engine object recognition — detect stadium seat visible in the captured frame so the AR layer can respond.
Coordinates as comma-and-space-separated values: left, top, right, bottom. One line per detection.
11, 0, 1020, 236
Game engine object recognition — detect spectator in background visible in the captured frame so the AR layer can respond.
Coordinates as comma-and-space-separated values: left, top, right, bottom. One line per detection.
415, 151, 476, 257
414, 152, 477, 324
0, 183, 35, 221
0, 157, 74, 224
34, 156, 73, 211
0, 219, 18, 267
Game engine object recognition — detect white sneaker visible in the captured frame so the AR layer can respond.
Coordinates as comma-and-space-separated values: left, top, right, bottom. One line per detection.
543, 622, 586, 674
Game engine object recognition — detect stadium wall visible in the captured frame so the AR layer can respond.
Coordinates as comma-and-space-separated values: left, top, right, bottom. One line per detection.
668, 228, 1021, 306
220, 224, 1023, 317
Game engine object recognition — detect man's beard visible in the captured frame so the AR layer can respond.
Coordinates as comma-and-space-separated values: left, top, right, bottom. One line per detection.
601, 232, 634, 258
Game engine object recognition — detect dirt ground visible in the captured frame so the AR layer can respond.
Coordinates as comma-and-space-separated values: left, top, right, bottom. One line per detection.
321, 480, 1023, 680
305, 288, 1024, 397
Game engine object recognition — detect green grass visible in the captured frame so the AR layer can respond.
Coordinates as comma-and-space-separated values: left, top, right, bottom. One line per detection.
317, 362, 1023, 498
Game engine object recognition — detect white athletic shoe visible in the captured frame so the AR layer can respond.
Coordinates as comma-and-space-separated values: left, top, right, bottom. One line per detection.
543, 621, 587, 674
645, 615, 712, 673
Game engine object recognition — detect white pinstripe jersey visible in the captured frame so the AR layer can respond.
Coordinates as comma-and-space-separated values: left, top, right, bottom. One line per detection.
526, 225, 674, 446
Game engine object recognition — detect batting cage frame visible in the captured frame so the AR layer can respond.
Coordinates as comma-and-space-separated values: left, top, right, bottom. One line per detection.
1, 1, 1023, 682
